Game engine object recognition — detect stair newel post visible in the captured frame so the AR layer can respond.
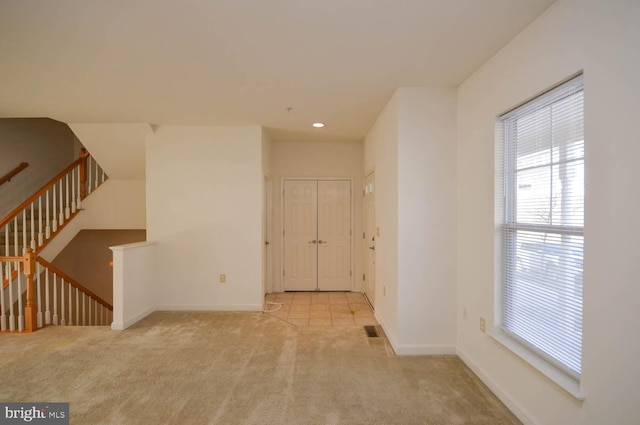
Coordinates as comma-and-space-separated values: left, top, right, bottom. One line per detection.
79, 148, 89, 202
24, 248, 38, 332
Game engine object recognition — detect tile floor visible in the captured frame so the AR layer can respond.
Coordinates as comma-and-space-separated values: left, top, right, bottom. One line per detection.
264, 291, 378, 327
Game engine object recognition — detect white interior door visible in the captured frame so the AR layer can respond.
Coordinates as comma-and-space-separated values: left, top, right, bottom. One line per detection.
317, 180, 351, 291
283, 180, 351, 291
363, 173, 376, 307
283, 181, 318, 291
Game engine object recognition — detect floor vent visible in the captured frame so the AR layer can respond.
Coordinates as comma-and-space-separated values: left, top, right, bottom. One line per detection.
364, 325, 379, 338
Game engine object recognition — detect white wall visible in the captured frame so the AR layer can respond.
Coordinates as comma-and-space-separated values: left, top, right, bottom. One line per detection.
146, 126, 264, 311
364, 92, 399, 348
456, 0, 640, 424
0, 118, 76, 217
69, 123, 152, 179
270, 140, 364, 292
365, 89, 457, 354
82, 179, 146, 229
110, 241, 157, 330
396, 87, 457, 354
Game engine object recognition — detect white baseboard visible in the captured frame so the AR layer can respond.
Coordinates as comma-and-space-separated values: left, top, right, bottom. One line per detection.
395, 344, 456, 355
155, 304, 263, 312
111, 306, 155, 330
457, 348, 538, 425
374, 312, 455, 355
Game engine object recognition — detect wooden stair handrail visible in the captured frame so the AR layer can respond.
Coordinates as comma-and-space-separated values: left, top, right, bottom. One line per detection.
36, 256, 113, 311
0, 150, 90, 230
0, 162, 29, 187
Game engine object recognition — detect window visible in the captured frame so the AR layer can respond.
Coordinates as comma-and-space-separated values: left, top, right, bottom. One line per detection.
497, 74, 584, 381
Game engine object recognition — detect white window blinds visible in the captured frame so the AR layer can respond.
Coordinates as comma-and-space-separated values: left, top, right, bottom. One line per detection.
499, 74, 584, 378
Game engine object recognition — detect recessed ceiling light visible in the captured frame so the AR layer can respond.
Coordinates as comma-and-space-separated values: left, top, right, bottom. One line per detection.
313, 122, 325, 128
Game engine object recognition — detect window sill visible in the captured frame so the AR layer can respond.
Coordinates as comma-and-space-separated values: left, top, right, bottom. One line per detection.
488, 329, 586, 402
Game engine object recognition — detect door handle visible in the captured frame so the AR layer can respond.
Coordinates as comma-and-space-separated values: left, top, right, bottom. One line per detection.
309, 240, 317, 244
369, 246, 375, 250
318, 240, 327, 244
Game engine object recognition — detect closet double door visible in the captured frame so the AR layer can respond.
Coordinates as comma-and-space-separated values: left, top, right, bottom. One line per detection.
283, 180, 351, 291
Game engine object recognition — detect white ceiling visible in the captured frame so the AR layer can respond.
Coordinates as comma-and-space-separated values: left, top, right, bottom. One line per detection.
0, 0, 555, 143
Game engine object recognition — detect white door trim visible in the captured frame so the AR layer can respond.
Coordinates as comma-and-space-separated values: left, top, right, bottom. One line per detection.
280, 176, 355, 292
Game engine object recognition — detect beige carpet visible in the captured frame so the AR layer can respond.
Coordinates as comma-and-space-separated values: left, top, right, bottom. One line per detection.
0, 312, 521, 425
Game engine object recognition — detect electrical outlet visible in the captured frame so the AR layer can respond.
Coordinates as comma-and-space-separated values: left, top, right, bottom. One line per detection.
463, 308, 467, 320
376, 226, 380, 237
480, 317, 486, 333
219, 274, 226, 283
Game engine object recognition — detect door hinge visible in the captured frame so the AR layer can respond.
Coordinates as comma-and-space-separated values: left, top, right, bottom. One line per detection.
363, 274, 366, 281
350, 270, 352, 276
283, 270, 285, 276
363, 232, 365, 239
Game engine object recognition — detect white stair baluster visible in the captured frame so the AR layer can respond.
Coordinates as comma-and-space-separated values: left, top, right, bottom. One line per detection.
4, 223, 9, 259
77, 165, 82, 209
60, 278, 66, 326
45, 190, 51, 238
52, 274, 58, 325
52, 185, 58, 233
94, 158, 99, 189
71, 168, 77, 213
81, 292, 86, 325
8, 262, 15, 331
29, 204, 35, 250
68, 283, 73, 326
13, 217, 18, 256
0, 261, 6, 331
64, 174, 70, 219
21, 210, 27, 255
37, 197, 44, 246
17, 263, 23, 331
88, 298, 92, 326
88, 159, 92, 195
45, 267, 51, 325
75, 288, 79, 326
58, 181, 64, 226
36, 262, 42, 328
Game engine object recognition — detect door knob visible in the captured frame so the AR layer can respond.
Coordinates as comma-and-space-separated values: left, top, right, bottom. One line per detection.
309, 240, 317, 244
318, 240, 326, 244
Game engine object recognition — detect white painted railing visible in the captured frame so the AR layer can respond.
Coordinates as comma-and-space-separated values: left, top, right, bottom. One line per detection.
0, 149, 107, 258
0, 250, 112, 332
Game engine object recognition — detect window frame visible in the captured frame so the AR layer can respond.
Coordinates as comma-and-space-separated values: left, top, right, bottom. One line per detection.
492, 73, 585, 400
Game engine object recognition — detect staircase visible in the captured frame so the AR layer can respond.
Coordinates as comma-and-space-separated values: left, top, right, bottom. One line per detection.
1, 149, 112, 332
